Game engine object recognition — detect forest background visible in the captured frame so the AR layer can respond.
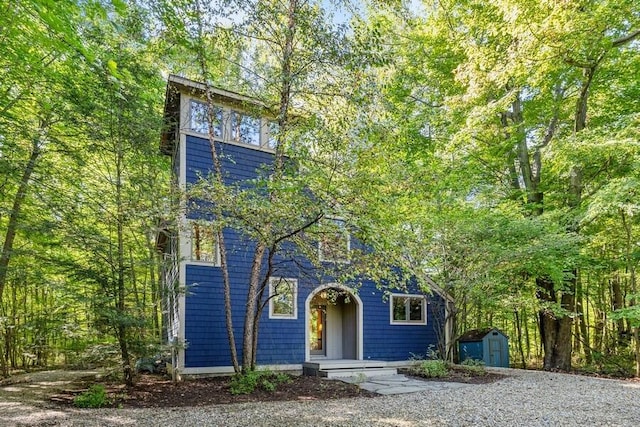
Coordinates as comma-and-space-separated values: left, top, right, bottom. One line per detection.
1, 0, 639, 381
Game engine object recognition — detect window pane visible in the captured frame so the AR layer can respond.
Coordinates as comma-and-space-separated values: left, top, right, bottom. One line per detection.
271, 279, 296, 317
409, 298, 424, 321
191, 223, 217, 262
190, 101, 222, 137
393, 297, 407, 321
273, 283, 292, 315
231, 111, 260, 146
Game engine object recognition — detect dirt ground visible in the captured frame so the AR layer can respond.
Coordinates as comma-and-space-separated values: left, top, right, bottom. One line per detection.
0, 366, 503, 410
50, 373, 378, 407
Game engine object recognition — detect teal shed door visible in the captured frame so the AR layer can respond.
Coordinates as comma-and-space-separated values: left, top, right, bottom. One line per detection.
488, 337, 502, 366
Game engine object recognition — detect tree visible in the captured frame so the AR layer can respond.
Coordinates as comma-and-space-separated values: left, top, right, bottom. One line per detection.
355, 0, 640, 371
53, 4, 167, 385
0, 0, 91, 376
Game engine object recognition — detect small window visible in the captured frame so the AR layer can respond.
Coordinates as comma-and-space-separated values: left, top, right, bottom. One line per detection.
231, 111, 261, 146
269, 277, 297, 319
319, 218, 350, 263
190, 100, 222, 137
390, 294, 426, 325
189, 222, 219, 264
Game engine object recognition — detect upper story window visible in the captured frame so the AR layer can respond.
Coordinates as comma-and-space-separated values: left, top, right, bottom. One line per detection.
390, 294, 426, 325
269, 277, 297, 319
186, 96, 277, 151
319, 218, 350, 264
190, 100, 222, 137
231, 111, 261, 146
189, 221, 219, 265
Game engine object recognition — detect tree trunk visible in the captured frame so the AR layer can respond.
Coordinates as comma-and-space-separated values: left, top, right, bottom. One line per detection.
0, 132, 41, 375
0, 136, 42, 303
576, 275, 592, 363
523, 307, 531, 359
242, 242, 266, 373
217, 229, 240, 372
115, 129, 133, 386
514, 309, 526, 368
611, 275, 626, 346
537, 276, 573, 370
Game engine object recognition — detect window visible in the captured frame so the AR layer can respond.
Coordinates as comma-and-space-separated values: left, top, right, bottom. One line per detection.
190, 100, 222, 137
269, 277, 297, 319
318, 218, 350, 263
189, 222, 219, 264
390, 294, 426, 325
231, 111, 261, 146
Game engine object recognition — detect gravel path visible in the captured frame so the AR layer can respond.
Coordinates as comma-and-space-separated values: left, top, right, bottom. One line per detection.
2, 368, 640, 426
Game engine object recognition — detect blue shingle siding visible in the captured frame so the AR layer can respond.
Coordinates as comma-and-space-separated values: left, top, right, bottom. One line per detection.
360, 284, 444, 361
183, 260, 444, 367
185, 135, 274, 187
181, 134, 445, 369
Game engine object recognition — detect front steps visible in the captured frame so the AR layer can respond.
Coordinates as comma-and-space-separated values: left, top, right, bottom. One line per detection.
302, 359, 398, 379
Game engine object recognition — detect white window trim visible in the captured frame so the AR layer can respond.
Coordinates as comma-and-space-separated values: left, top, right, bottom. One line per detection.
390, 294, 427, 325
318, 218, 351, 264
269, 277, 298, 319
186, 220, 221, 267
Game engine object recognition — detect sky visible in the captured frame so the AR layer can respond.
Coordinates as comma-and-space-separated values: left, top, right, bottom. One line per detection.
321, 0, 426, 26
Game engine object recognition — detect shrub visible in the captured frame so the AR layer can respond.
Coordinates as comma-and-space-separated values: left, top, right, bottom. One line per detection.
229, 370, 292, 395
417, 360, 449, 378
460, 358, 485, 367
74, 384, 110, 408
458, 359, 487, 375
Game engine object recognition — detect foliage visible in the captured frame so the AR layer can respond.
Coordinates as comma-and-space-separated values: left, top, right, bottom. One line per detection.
459, 359, 487, 374
73, 384, 110, 408
460, 358, 485, 368
413, 360, 449, 378
229, 370, 291, 395
353, 0, 640, 373
0, 0, 639, 380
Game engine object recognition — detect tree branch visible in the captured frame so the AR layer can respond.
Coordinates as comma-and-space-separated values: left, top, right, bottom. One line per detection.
612, 29, 640, 47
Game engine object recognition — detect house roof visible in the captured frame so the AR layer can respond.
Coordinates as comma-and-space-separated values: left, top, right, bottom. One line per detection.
160, 74, 273, 156
458, 328, 507, 342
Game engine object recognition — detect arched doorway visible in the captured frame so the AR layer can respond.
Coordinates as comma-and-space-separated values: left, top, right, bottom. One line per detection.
305, 284, 363, 361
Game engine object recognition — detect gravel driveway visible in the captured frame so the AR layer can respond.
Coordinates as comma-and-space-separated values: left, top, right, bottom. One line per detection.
2, 368, 639, 426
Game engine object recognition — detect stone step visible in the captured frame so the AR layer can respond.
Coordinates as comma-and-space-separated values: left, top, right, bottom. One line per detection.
303, 359, 389, 371
321, 367, 398, 379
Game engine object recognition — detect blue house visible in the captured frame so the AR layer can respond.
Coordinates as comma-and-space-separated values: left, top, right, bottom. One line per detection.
158, 75, 454, 377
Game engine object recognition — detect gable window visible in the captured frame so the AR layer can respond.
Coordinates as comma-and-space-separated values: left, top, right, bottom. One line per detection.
319, 218, 350, 263
189, 222, 219, 265
190, 100, 222, 137
269, 277, 297, 319
231, 111, 261, 146
390, 294, 426, 325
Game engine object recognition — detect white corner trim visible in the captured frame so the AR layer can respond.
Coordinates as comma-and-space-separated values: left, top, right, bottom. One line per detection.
177, 259, 186, 372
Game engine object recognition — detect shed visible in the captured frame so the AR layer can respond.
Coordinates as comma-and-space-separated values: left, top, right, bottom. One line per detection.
458, 328, 509, 368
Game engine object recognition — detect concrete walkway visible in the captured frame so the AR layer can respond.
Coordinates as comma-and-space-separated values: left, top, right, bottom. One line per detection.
339, 373, 473, 395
